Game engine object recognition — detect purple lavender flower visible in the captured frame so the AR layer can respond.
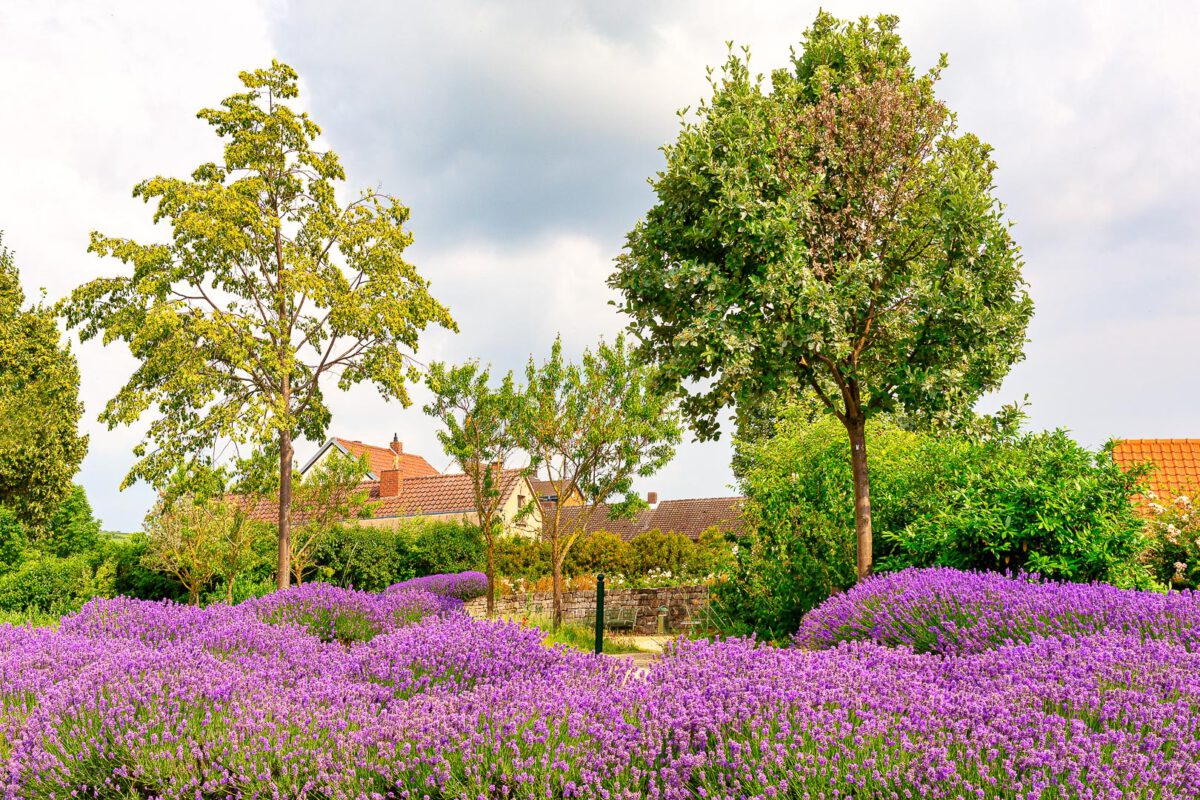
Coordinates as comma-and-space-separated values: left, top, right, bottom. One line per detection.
386, 570, 489, 601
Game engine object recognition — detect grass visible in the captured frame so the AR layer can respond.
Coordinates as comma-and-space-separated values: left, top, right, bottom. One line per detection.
0, 609, 60, 628
505, 614, 644, 654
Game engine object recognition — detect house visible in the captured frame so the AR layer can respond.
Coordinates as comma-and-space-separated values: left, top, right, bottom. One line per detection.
545, 492, 745, 542
1112, 439, 1200, 502
298, 435, 543, 536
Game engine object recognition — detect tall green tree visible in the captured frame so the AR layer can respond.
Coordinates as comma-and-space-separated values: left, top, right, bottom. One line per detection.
425, 361, 529, 617
520, 336, 681, 628
63, 62, 456, 589
0, 236, 89, 528
610, 14, 1033, 578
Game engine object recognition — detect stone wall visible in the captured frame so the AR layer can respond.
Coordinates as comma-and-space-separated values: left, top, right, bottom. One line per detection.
464, 585, 710, 635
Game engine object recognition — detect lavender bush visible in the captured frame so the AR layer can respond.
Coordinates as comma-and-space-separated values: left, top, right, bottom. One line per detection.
796, 566, 1200, 654
2, 570, 1200, 797
386, 569, 488, 601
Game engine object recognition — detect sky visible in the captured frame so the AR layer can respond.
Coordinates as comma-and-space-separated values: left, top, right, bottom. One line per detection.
1, 1, 1197, 531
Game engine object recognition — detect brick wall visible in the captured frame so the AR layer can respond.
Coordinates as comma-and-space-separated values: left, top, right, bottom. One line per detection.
464, 585, 710, 635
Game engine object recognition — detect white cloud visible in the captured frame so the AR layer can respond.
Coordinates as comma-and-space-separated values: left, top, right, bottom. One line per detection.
1, 0, 1196, 529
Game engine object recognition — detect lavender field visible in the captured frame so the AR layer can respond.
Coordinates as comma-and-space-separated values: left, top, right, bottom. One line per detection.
1, 570, 1199, 798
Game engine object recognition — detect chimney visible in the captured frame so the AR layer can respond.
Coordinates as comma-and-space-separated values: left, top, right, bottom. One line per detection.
647, 491, 658, 506
380, 468, 403, 498
390, 433, 403, 455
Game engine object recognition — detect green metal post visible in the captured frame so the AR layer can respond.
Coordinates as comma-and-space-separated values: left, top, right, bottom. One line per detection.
594, 573, 605, 655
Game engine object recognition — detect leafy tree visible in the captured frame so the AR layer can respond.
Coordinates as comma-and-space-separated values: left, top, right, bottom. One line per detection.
0, 236, 88, 526
290, 451, 373, 584
63, 62, 456, 590
424, 360, 530, 616
520, 336, 681, 628
141, 494, 232, 605
42, 485, 102, 558
609, 14, 1033, 578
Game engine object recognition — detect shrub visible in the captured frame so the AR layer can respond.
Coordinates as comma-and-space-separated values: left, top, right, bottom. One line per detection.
108, 533, 188, 602
494, 535, 551, 583
1141, 490, 1200, 588
722, 410, 1152, 638
317, 524, 409, 591
0, 552, 116, 615
395, 519, 485, 577
565, 531, 633, 576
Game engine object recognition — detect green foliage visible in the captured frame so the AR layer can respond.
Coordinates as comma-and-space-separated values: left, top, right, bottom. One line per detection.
398, 519, 485, 578
721, 410, 1152, 638
1141, 492, 1200, 588
609, 13, 1033, 576
494, 535, 552, 584
521, 335, 681, 626
628, 530, 695, 576
317, 524, 409, 592
61, 61, 455, 588
40, 485, 102, 558
0, 552, 115, 615
882, 432, 1150, 584
0, 507, 27, 573
425, 359, 532, 611
565, 531, 632, 576
0, 236, 88, 526
105, 533, 184, 602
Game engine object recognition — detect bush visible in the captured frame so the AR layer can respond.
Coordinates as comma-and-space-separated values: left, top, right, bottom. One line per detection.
108, 533, 188, 602
721, 410, 1152, 638
0, 552, 116, 615
494, 535, 552, 583
565, 531, 632, 576
316, 524, 409, 591
1141, 491, 1200, 588
396, 519, 485, 578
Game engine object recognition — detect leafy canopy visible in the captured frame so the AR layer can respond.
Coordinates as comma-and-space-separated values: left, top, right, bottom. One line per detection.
609, 13, 1033, 439
62, 62, 456, 489
0, 236, 88, 526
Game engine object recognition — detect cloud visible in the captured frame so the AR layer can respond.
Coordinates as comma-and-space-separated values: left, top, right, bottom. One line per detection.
1, 0, 1197, 529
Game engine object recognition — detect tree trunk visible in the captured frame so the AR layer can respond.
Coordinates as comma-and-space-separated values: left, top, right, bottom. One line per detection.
845, 414, 873, 579
551, 555, 564, 631
277, 428, 293, 591
485, 534, 496, 618
225, 577, 234, 605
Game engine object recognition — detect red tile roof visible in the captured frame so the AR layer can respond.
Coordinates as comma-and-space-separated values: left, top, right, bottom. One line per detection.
1112, 439, 1200, 500
367, 468, 527, 519
331, 438, 438, 480
244, 468, 529, 523
547, 497, 745, 542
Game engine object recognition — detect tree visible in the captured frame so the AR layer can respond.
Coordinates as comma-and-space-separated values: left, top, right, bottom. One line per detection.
63, 62, 456, 591
142, 494, 232, 605
520, 336, 680, 628
424, 360, 529, 616
0, 235, 88, 526
290, 451, 373, 584
609, 13, 1033, 579
42, 485, 102, 558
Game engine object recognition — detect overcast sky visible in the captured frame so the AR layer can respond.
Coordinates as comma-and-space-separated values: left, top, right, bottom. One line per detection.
1, 1, 1197, 531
